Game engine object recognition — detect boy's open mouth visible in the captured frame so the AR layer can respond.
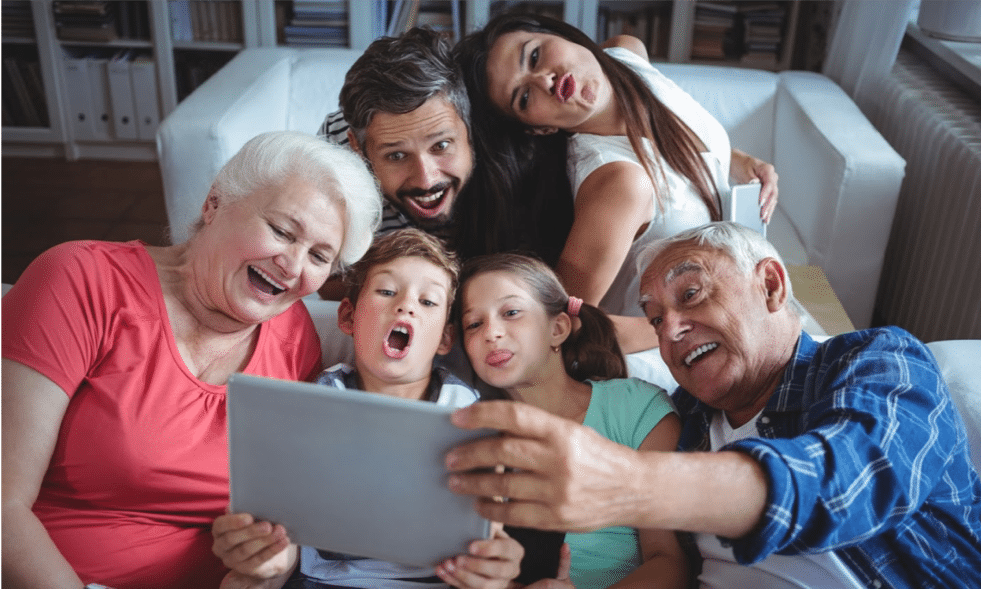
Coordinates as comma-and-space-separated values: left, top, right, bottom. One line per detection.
384, 322, 412, 359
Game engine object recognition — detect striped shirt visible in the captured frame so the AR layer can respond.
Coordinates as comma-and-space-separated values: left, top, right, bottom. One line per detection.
674, 328, 981, 589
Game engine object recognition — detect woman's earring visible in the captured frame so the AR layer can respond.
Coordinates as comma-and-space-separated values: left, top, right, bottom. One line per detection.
551, 345, 561, 353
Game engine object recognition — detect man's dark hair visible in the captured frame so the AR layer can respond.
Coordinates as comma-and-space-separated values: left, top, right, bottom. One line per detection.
340, 27, 471, 150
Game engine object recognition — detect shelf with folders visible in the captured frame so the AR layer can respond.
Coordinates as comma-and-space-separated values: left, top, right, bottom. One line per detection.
59, 46, 161, 144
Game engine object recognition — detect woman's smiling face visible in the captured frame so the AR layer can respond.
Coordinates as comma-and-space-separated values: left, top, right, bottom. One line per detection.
485, 30, 611, 133
200, 177, 345, 327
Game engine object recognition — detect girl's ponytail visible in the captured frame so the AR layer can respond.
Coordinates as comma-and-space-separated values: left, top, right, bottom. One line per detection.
562, 300, 626, 381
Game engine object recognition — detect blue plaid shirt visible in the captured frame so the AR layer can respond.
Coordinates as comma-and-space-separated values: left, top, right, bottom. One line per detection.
674, 327, 981, 588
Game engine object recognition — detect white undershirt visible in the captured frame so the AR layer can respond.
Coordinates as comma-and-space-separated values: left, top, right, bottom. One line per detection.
696, 411, 865, 589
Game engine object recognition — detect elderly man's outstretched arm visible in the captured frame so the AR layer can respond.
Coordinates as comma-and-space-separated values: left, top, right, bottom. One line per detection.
446, 401, 768, 539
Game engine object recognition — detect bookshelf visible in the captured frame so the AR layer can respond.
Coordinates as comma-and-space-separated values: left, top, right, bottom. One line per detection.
459, 0, 801, 68
591, 0, 800, 69
2, 0, 803, 161
3, 0, 327, 160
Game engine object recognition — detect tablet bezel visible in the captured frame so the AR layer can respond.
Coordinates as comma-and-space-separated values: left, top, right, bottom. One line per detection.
226, 373, 495, 567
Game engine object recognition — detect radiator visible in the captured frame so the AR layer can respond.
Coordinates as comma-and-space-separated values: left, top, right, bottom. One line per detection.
872, 49, 981, 342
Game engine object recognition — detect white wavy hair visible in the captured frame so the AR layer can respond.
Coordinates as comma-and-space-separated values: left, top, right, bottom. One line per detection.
208, 131, 383, 272
637, 221, 803, 317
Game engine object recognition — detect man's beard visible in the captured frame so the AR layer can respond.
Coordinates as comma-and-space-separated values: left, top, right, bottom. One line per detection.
391, 179, 463, 231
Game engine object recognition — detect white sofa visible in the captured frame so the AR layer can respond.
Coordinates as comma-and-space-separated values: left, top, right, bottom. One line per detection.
156, 48, 906, 329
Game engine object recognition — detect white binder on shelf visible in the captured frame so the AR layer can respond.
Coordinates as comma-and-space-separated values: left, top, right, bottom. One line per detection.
129, 55, 159, 141
62, 52, 96, 140
86, 55, 112, 140
106, 50, 138, 140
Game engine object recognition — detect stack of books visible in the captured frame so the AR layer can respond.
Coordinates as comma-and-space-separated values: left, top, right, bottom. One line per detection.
169, 1, 243, 44
2, 1, 35, 39
284, 0, 348, 47
597, 1, 672, 60
415, 1, 461, 42
691, 1, 739, 60
53, 1, 118, 42
740, 2, 787, 68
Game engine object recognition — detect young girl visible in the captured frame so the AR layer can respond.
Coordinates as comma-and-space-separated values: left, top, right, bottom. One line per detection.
457, 253, 688, 589
455, 13, 778, 354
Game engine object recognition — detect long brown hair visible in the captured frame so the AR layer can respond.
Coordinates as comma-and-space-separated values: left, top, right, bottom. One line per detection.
455, 12, 721, 221
458, 252, 627, 382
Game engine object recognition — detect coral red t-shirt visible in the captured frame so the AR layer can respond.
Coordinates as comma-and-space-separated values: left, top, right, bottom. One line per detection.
2, 240, 322, 588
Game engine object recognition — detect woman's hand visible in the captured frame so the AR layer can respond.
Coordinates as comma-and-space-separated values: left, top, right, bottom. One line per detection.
730, 149, 779, 223
435, 524, 524, 589
212, 512, 297, 584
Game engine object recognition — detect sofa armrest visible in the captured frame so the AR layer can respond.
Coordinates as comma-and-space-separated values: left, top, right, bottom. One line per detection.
156, 48, 297, 244
773, 71, 906, 328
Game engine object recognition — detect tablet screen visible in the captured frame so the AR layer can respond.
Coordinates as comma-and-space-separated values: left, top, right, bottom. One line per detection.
227, 373, 496, 567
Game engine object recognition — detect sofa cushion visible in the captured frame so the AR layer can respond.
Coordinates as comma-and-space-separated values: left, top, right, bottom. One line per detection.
287, 49, 362, 133
656, 63, 778, 163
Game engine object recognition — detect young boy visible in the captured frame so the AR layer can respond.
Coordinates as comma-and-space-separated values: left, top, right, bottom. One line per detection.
211, 229, 523, 589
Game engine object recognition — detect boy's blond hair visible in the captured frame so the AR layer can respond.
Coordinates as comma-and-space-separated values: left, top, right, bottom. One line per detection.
343, 228, 460, 314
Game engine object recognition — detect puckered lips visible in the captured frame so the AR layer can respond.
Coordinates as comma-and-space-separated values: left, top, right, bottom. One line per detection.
248, 265, 287, 296
556, 73, 576, 103
384, 321, 413, 359
682, 342, 719, 368
485, 348, 513, 369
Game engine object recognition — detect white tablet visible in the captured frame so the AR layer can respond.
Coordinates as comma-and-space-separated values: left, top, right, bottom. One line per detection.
226, 373, 495, 567
724, 182, 767, 237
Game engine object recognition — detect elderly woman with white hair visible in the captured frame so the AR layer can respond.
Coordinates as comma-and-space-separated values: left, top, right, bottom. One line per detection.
1, 131, 382, 589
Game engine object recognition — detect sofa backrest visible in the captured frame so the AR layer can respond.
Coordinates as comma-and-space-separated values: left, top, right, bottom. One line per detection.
656, 62, 778, 164
286, 49, 362, 133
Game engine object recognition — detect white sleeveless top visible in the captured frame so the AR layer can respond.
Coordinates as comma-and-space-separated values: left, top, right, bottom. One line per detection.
567, 48, 732, 317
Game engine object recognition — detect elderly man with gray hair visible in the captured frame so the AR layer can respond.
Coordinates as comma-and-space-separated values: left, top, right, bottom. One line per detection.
445, 221, 981, 588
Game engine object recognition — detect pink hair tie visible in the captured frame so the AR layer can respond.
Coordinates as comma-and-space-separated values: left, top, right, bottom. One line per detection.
567, 296, 583, 318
